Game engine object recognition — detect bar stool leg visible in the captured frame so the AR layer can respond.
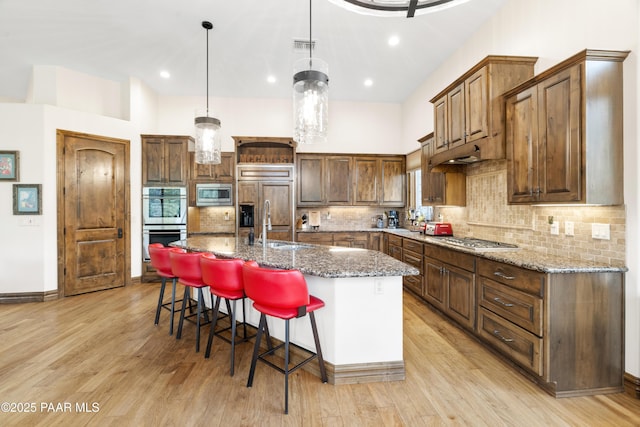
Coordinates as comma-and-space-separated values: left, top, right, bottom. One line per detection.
205, 296, 222, 358
230, 299, 237, 376
247, 314, 267, 388
176, 286, 190, 340
169, 278, 177, 336
284, 319, 291, 414
154, 277, 167, 325
309, 312, 328, 383
196, 288, 205, 352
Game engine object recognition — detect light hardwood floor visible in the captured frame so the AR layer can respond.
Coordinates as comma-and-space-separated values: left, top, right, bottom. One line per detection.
1, 282, 639, 426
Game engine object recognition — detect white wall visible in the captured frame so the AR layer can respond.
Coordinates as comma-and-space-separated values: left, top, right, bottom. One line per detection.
401, 0, 640, 377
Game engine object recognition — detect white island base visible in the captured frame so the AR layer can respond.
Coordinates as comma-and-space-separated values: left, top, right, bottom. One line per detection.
205, 275, 405, 385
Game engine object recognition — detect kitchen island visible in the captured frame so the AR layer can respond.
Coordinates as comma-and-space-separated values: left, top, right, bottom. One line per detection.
171, 235, 419, 384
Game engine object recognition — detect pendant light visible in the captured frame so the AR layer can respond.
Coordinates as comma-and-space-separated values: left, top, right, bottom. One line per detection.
293, 0, 329, 145
194, 20, 222, 165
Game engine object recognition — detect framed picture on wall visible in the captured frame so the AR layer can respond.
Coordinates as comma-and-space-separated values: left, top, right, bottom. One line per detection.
0, 150, 19, 181
13, 184, 41, 215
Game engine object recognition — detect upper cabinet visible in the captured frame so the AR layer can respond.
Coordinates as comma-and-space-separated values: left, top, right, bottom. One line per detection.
420, 133, 466, 206
189, 151, 234, 182
297, 154, 405, 207
505, 49, 629, 205
141, 135, 191, 186
429, 56, 537, 167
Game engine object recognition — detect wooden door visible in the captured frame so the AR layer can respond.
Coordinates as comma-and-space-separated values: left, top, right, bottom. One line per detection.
506, 86, 539, 203
380, 157, 405, 206
433, 96, 448, 153
57, 131, 129, 296
447, 83, 465, 148
353, 157, 379, 205
465, 67, 488, 143
537, 64, 581, 203
325, 156, 352, 205
423, 257, 445, 311
261, 181, 293, 241
297, 155, 324, 206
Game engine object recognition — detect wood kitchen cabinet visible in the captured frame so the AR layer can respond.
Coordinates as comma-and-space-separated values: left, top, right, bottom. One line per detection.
423, 244, 475, 332
141, 135, 191, 186
402, 238, 423, 296
505, 49, 628, 205
429, 56, 537, 167
385, 234, 403, 261
419, 133, 466, 206
476, 258, 624, 397
189, 151, 234, 182
353, 156, 406, 207
297, 154, 352, 206
297, 231, 378, 250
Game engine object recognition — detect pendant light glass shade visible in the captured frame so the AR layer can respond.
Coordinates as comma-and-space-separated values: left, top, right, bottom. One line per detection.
195, 115, 221, 164
194, 20, 221, 164
293, 58, 329, 145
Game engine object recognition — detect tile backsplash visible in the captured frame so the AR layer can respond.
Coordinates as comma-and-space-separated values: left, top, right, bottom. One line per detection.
439, 160, 626, 266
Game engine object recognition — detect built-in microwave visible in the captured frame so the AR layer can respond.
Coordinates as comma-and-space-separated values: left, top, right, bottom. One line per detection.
195, 183, 233, 207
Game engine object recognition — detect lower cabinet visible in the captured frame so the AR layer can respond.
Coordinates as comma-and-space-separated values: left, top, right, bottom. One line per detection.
423, 245, 476, 331
402, 238, 423, 296
297, 231, 378, 250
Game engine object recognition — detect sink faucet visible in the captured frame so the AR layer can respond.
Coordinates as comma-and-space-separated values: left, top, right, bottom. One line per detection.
262, 199, 272, 248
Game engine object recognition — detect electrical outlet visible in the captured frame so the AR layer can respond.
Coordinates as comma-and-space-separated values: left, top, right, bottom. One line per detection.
550, 221, 559, 235
224, 211, 230, 221
374, 279, 384, 295
565, 221, 574, 236
591, 223, 611, 240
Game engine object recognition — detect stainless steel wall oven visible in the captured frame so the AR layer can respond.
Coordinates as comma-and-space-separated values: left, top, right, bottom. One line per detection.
142, 186, 187, 261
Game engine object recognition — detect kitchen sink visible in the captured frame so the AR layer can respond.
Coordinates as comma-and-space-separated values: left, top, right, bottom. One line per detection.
265, 242, 313, 250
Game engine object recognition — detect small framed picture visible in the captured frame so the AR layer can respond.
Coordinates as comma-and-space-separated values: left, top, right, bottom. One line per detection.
13, 184, 42, 215
0, 150, 19, 181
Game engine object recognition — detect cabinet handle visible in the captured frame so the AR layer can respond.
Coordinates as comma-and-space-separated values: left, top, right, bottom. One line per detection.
494, 271, 515, 280
493, 297, 514, 307
492, 329, 514, 343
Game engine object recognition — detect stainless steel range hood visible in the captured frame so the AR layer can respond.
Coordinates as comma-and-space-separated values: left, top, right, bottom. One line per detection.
428, 135, 506, 169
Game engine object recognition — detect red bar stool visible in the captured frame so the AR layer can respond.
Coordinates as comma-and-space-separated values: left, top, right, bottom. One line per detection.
169, 248, 211, 352
200, 254, 255, 376
149, 243, 182, 335
242, 261, 328, 414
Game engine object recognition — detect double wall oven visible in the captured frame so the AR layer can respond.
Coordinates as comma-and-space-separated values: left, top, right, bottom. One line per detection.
142, 187, 187, 261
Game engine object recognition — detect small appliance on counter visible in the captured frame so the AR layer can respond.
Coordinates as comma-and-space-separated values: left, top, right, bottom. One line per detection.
423, 222, 453, 236
239, 204, 254, 228
387, 210, 399, 229
309, 211, 321, 230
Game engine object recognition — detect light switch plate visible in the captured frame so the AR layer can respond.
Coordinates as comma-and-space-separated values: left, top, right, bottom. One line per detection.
591, 223, 611, 240
550, 221, 559, 235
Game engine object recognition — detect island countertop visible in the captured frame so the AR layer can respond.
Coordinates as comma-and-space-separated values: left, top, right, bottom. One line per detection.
170, 236, 419, 279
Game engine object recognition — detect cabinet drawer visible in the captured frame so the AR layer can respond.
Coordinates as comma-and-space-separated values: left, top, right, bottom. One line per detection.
402, 250, 423, 274
388, 245, 403, 261
387, 234, 403, 247
477, 259, 545, 297
478, 307, 543, 376
403, 238, 423, 254
479, 276, 542, 336
403, 275, 423, 296
424, 244, 475, 272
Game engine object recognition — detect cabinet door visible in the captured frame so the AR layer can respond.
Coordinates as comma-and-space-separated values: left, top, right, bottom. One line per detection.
537, 64, 581, 203
297, 155, 324, 206
447, 83, 465, 148
190, 152, 234, 181
237, 181, 259, 205
261, 181, 293, 240
367, 232, 381, 251
353, 157, 379, 205
164, 137, 188, 185
142, 137, 165, 185
380, 157, 405, 206
445, 263, 475, 330
465, 67, 489, 143
506, 86, 539, 203
326, 156, 352, 205
433, 96, 448, 153
424, 257, 445, 311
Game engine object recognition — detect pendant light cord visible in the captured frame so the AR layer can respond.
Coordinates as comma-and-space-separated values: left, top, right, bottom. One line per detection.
206, 25, 209, 116
309, 0, 312, 67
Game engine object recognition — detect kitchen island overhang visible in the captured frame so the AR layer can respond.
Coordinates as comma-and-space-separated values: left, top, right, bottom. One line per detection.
170, 236, 419, 384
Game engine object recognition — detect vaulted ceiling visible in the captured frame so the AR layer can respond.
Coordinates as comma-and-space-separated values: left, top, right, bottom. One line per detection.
0, 0, 506, 103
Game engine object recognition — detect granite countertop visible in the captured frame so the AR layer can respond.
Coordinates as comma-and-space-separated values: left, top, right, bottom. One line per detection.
383, 228, 627, 274
170, 235, 419, 279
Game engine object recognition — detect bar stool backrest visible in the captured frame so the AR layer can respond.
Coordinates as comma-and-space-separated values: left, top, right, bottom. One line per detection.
148, 243, 173, 277
200, 253, 245, 294
242, 261, 310, 311
169, 248, 203, 286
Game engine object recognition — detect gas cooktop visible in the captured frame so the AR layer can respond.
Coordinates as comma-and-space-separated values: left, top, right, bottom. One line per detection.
436, 236, 519, 252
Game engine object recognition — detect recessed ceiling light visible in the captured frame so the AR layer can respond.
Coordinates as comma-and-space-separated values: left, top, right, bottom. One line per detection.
364, 79, 373, 87
267, 75, 277, 84
160, 70, 170, 79
388, 35, 400, 46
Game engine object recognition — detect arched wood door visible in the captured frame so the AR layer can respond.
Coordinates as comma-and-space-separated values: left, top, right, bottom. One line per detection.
57, 130, 130, 296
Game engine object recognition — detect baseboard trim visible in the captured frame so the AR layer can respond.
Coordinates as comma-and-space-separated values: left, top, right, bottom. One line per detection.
624, 372, 640, 399
0, 290, 59, 304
